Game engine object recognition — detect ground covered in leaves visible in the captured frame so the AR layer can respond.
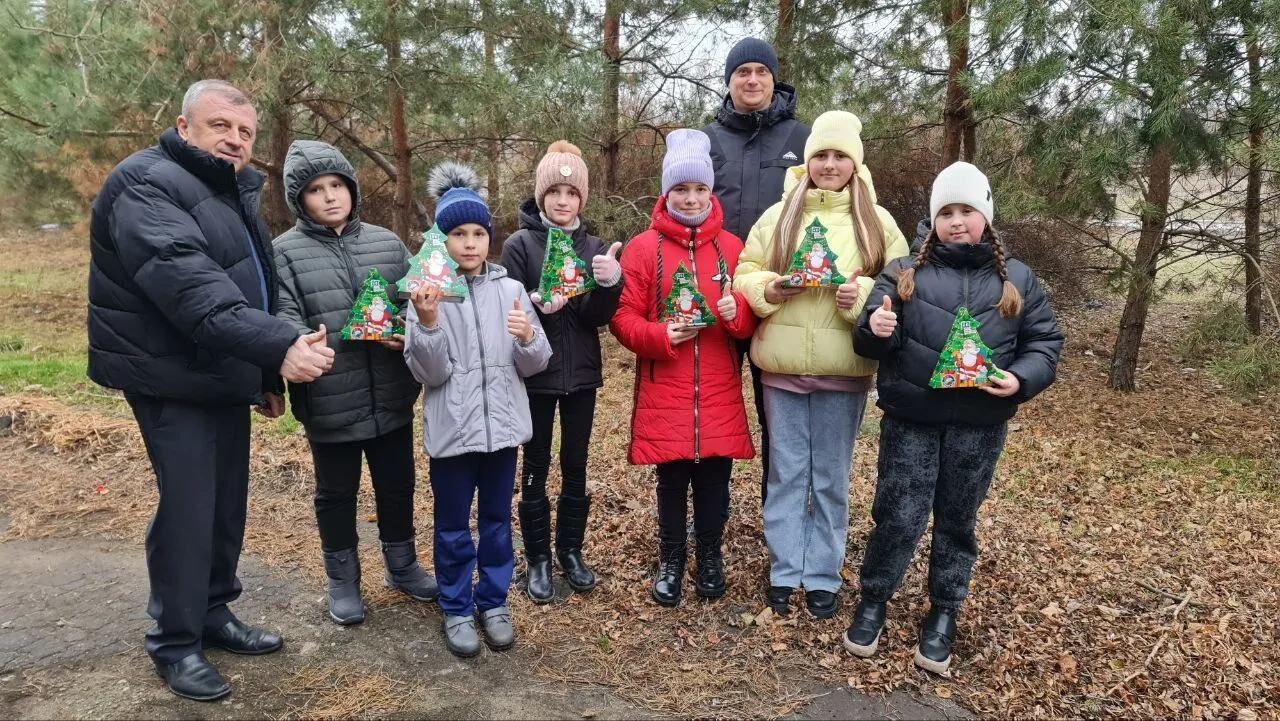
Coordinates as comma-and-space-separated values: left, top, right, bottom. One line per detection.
0, 232, 1276, 719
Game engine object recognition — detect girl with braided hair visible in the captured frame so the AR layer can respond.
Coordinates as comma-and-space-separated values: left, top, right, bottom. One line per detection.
845, 162, 1063, 674
609, 129, 757, 607
734, 110, 910, 621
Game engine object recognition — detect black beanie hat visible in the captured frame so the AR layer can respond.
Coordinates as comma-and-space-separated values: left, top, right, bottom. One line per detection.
724, 37, 779, 85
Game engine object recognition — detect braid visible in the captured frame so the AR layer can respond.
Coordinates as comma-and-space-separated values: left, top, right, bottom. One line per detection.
896, 229, 938, 302
988, 228, 1024, 317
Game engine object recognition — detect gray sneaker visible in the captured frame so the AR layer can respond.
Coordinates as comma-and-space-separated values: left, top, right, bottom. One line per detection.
442, 615, 481, 658
478, 606, 515, 650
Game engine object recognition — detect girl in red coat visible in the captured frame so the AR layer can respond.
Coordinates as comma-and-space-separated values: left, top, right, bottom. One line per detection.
610, 129, 757, 607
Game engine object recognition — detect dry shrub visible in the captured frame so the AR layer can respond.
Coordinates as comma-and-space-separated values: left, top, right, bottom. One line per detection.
998, 218, 1103, 305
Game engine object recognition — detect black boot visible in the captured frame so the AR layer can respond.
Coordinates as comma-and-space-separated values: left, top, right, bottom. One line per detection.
518, 496, 554, 604
842, 598, 887, 658
693, 535, 726, 599
381, 539, 440, 601
321, 548, 366, 625
914, 605, 958, 674
651, 540, 686, 607
555, 495, 597, 593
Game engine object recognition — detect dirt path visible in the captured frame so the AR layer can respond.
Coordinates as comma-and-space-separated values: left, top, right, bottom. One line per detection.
0, 505, 961, 720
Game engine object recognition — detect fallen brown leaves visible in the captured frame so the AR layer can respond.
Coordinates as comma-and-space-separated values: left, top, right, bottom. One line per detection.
0, 300, 1276, 719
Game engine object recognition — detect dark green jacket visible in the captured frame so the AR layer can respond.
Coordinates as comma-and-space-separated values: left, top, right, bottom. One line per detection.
272, 140, 420, 443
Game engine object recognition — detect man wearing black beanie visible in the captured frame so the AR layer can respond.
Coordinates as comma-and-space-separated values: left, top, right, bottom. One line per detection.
704, 37, 810, 508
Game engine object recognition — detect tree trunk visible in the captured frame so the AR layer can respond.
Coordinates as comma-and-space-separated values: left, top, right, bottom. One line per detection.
941, 0, 973, 165
1243, 17, 1263, 335
601, 0, 622, 197
775, 0, 794, 81
385, 0, 416, 249
1109, 137, 1173, 391
482, 0, 500, 215
259, 4, 292, 236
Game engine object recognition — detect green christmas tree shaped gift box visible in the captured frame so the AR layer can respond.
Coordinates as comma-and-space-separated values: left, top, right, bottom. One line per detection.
396, 224, 468, 303
929, 307, 1006, 388
659, 261, 716, 328
342, 268, 405, 341
781, 218, 847, 288
537, 228, 596, 301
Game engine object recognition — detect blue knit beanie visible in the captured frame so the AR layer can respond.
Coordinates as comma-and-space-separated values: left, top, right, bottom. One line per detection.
427, 162, 492, 237
724, 37, 778, 85
661, 129, 715, 196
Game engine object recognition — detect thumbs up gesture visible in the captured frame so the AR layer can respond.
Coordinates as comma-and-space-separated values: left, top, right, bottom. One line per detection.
835, 268, 864, 310
507, 296, 535, 344
592, 241, 623, 286
869, 295, 898, 338
281, 324, 336, 383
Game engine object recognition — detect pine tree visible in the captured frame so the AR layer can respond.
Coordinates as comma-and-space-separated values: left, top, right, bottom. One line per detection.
397, 225, 468, 302
660, 261, 716, 327
782, 218, 847, 287
930, 307, 1003, 388
342, 268, 405, 340
537, 228, 596, 300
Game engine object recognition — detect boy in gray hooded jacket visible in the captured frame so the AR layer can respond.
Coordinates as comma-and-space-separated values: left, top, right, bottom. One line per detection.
273, 140, 436, 628
404, 163, 551, 658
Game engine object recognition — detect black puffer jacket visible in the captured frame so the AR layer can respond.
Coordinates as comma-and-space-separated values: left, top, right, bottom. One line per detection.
88, 128, 296, 405
854, 241, 1063, 426
498, 198, 623, 395
272, 141, 420, 443
703, 84, 810, 241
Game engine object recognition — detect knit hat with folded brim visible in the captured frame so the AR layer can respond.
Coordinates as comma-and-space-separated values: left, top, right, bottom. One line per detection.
803, 110, 864, 166
661, 129, 715, 196
930, 162, 994, 225
428, 162, 492, 237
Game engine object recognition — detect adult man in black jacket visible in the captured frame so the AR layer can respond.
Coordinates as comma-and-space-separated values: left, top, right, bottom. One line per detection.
88, 80, 335, 702
703, 37, 810, 504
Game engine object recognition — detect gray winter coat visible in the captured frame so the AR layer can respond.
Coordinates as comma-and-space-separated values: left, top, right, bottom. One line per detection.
404, 262, 551, 459
273, 140, 421, 444
703, 84, 811, 241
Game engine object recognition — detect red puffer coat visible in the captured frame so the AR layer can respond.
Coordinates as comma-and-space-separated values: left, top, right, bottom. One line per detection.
610, 196, 757, 465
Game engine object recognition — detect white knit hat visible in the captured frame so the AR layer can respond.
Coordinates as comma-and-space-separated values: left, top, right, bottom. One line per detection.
930, 162, 994, 225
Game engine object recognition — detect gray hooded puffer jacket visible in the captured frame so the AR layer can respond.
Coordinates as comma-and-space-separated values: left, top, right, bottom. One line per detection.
404, 262, 551, 459
272, 140, 420, 443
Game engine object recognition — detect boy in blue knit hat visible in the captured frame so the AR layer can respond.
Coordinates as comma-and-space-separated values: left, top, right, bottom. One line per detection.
403, 162, 551, 658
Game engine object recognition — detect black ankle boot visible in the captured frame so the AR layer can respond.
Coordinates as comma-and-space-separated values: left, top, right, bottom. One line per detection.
555, 495, 597, 593
914, 605, 958, 674
650, 541, 686, 607
842, 598, 887, 658
321, 547, 366, 625
518, 496, 554, 604
693, 536, 725, 599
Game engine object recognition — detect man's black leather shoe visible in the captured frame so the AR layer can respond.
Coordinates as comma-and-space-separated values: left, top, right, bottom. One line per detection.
202, 618, 283, 655
153, 653, 231, 702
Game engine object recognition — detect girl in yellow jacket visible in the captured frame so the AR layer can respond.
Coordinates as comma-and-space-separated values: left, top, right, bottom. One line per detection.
734, 110, 910, 620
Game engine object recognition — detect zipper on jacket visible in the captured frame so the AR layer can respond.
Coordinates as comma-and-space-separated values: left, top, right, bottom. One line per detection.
468, 274, 494, 450
688, 229, 701, 462
963, 267, 971, 307
338, 237, 382, 437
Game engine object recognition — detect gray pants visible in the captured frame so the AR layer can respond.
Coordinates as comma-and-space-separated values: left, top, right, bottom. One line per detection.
762, 386, 867, 593
858, 415, 1007, 609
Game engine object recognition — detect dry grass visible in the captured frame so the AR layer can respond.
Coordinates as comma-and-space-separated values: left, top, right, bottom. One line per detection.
273, 663, 413, 720
0, 296, 1277, 719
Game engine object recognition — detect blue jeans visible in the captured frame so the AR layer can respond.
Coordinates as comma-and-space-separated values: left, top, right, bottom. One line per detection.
429, 448, 518, 616
762, 386, 867, 593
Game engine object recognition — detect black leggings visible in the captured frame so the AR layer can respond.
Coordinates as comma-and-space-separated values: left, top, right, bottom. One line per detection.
656, 457, 732, 545
310, 423, 416, 552
521, 389, 597, 500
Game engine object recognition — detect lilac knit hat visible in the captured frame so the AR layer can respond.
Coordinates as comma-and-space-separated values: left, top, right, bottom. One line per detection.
661, 129, 715, 196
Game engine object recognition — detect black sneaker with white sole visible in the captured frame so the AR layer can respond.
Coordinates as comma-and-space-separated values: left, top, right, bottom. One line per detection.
842, 599, 886, 658
913, 605, 957, 674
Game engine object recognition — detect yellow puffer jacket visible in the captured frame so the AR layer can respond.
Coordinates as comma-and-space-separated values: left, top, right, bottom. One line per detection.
734, 165, 910, 378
